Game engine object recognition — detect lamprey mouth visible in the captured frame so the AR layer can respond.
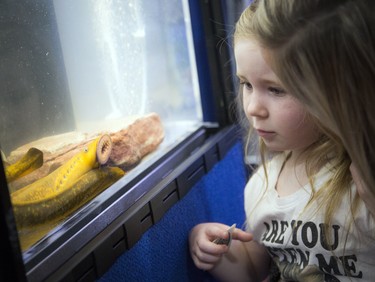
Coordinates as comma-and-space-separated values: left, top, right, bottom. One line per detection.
96, 134, 112, 165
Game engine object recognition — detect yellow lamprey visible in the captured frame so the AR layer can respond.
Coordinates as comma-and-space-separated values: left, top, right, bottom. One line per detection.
5, 148, 43, 183
13, 166, 124, 227
11, 134, 113, 226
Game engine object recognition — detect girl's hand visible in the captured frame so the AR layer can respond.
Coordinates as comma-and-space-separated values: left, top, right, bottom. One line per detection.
189, 222, 253, 271
350, 163, 375, 218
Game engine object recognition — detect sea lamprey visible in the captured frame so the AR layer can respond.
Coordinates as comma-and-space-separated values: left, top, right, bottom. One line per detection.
13, 166, 124, 226
11, 134, 115, 227
5, 148, 43, 183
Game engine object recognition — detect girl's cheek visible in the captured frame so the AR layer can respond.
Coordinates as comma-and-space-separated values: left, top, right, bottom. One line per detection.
243, 96, 250, 119
243, 106, 252, 122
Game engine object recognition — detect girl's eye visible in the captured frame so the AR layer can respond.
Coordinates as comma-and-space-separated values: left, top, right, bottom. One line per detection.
269, 87, 286, 96
240, 81, 252, 90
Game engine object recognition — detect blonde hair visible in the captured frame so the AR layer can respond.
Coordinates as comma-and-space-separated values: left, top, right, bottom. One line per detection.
244, 0, 375, 197
234, 0, 361, 244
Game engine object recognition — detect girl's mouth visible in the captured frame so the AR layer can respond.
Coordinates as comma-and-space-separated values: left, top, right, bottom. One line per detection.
256, 129, 276, 138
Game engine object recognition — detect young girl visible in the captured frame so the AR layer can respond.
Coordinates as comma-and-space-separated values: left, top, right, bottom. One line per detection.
250, 0, 375, 219
189, 1, 375, 281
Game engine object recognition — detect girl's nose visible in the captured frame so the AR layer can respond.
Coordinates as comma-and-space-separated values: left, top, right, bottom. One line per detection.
244, 92, 268, 119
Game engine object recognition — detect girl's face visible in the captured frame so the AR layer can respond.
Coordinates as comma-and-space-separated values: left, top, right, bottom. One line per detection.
235, 38, 319, 152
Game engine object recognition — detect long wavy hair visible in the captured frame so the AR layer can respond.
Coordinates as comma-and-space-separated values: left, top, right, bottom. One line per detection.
234, 0, 362, 240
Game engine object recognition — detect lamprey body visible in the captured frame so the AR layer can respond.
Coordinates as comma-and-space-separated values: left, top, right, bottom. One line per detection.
11, 135, 114, 227
13, 166, 124, 226
5, 148, 43, 183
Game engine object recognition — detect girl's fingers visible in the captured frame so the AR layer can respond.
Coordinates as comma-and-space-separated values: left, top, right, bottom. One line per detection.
189, 222, 254, 271
205, 223, 232, 239
193, 249, 222, 264
207, 223, 253, 244
232, 228, 253, 242
196, 236, 228, 255
192, 257, 217, 271
191, 248, 223, 271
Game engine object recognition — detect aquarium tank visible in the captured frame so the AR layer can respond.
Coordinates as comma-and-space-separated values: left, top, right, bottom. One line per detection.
1, 0, 203, 249
0, 0, 242, 281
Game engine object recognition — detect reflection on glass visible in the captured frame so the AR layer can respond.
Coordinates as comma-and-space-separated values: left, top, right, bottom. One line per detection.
54, 0, 201, 130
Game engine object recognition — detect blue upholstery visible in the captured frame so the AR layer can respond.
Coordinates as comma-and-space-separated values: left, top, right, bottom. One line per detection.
99, 141, 248, 282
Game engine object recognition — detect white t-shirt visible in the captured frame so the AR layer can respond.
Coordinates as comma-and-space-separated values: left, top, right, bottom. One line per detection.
244, 154, 375, 281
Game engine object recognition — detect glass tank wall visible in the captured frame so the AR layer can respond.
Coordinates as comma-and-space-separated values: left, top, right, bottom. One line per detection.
0, 0, 202, 255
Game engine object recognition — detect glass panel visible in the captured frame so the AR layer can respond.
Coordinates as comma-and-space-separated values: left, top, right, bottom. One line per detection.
53, 0, 202, 130
0, 0, 202, 255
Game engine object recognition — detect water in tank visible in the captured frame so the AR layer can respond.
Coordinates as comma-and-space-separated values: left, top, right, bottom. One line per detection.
0, 0, 202, 253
